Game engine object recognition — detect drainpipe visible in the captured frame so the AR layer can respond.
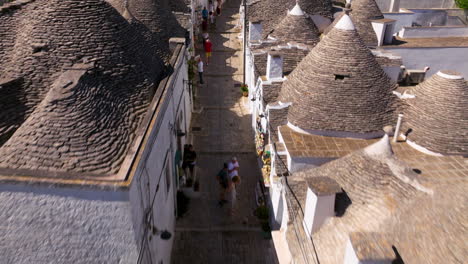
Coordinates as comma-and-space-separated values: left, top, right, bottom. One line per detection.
393, 114, 403, 143
243, 0, 247, 85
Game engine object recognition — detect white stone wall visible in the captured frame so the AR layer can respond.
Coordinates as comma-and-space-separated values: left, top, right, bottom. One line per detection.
384, 12, 414, 34
266, 54, 283, 80
129, 46, 191, 264
303, 189, 336, 235
384, 47, 468, 78
0, 184, 137, 264
376, 0, 455, 11
400, 26, 468, 38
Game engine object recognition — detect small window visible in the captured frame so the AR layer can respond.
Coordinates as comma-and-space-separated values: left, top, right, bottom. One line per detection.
334, 189, 352, 217
334, 74, 350, 80
165, 161, 171, 196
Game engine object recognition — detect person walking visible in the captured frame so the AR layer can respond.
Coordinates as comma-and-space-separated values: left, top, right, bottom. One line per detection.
228, 156, 239, 180
196, 56, 204, 84
208, 0, 214, 13
204, 38, 212, 65
217, 163, 229, 206
216, 0, 222, 15
182, 144, 197, 180
209, 11, 215, 26
228, 176, 240, 215
202, 7, 209, 21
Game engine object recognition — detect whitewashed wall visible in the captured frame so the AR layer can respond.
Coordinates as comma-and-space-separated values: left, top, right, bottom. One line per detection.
400, 26, 468, 38
384, 12, 414, 34
129, 45, 190, 264
384, 47, 468, 78
376, 0, 455, 11
0, 184, 137, 264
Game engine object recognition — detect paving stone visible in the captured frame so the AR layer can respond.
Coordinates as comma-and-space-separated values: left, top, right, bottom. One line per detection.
172, 3, 278, 263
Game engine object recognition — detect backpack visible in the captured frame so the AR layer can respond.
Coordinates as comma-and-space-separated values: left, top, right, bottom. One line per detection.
217, 169, 228, 188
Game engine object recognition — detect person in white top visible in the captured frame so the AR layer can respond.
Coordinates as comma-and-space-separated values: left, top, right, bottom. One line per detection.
196, 56, 204, 84
228, 156, 239, 179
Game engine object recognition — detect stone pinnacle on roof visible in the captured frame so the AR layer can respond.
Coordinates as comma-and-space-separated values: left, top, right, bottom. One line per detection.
402, 70, 468, 156
334, 12, 355, 30
289, 3, 305, 16
269, 3, 320, 46
279, 14, 397, 135
364, 133, 393, 158
349, 0, 384, 46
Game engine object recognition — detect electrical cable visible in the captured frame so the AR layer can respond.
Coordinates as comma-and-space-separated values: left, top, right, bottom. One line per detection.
266, 122, 321, 264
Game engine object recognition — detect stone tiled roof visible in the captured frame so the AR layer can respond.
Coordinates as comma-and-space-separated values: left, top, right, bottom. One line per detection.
290, 136, 430, 264
384, 182, 467, 264
247, 0, 333, 39
252, 45, 310, 82
278, 125, 377, 158
279, 15, 398, 134
128, 0, 186, 46
262, 82, 283, 105
268, 4, 320, 47
348, 232, 396, 261
282, 132, 467, 263
402, 71, 468, 156
0, 0, 166, 175
349, 0, 384, 46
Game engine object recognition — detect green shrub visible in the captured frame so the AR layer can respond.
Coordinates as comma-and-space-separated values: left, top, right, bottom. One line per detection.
240, 84, 248, 93
455, 0, 468, 9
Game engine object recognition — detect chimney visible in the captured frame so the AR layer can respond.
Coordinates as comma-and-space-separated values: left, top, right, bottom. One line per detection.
169, 37, 185, 53
344, 233, 400, 264
249, 21, 263, 42
371, 19, 396, 46
266, 52, 283, 81
389, 0, 400, 12
303, 177, 342, 235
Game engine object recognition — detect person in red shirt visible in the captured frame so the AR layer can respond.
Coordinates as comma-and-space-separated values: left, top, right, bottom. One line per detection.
204, 38, 213, 65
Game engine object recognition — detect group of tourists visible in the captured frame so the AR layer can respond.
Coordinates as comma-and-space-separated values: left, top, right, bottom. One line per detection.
201, 0, 223, 31
196, 0, 225, 85
216, 157, 241, 215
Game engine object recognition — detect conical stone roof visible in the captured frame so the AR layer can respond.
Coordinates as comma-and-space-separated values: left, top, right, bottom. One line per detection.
128, 0, 185, 42
248, 0, 333, 39
402, 71, 468, 156
349, 0, 384, 46
268, 4, 320, 47
279, 14, 397, 135
0, 0, 165, 174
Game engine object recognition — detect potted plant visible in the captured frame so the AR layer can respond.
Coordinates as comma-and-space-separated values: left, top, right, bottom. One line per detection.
255, 205, 272, 239
240, 84, 249, 97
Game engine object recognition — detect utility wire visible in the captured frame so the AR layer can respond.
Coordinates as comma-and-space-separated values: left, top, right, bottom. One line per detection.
264, 121, 321, 264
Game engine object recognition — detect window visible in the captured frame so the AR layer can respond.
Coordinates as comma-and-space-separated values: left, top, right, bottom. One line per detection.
334, 74, 350, 80
334, 189, 352, 217
165, 160, 171, 197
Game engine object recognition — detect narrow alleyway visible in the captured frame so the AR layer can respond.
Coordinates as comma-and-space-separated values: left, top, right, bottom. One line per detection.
171, 1, 279, 263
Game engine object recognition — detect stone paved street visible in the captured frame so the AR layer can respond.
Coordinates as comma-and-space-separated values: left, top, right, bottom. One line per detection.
171, 1, 278, 263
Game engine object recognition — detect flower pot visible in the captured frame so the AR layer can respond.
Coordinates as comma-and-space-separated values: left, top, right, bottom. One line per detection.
242, 91, 248, 97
